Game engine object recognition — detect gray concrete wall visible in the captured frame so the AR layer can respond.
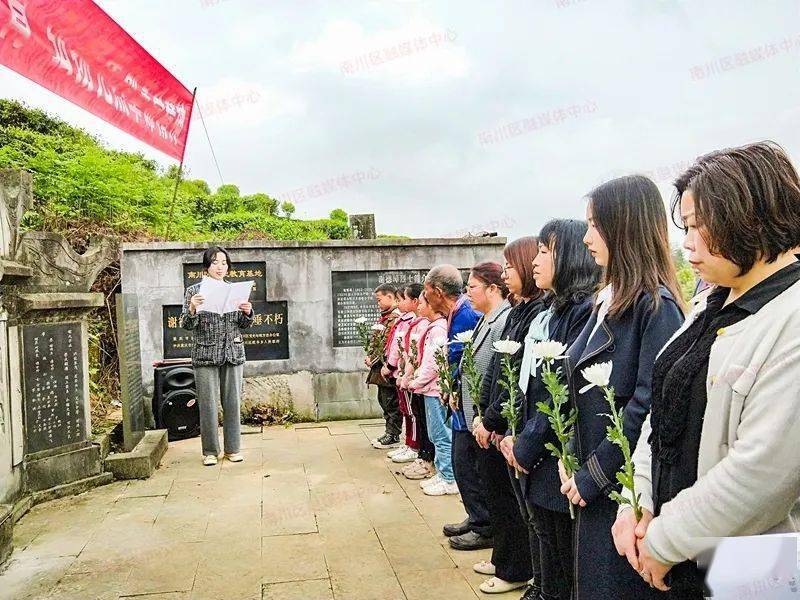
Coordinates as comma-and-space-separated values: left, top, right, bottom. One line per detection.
121, 238, 506, 420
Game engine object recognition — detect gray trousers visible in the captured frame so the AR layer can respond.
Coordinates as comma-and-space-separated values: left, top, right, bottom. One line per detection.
194, 363, 243, 456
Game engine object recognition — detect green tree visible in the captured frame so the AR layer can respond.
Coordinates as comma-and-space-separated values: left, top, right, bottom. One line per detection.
329, 208, 348, 222
673, 247, 696, 302
281, 201, 296, 219
243, 192, 278, 216
0, 98, 363, 243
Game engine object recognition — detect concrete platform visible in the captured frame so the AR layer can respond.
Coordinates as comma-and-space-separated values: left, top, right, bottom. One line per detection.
0, 419, 524, 600
104, 430, 169, 480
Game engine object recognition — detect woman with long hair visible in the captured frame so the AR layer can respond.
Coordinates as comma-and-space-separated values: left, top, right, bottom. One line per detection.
558, 176, 685, 599
500, 219, 601, 600
472, 237, 545, 595
612, 142, 800, 597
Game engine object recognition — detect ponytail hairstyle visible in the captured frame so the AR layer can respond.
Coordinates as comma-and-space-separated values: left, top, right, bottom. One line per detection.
469, 261, 509, 298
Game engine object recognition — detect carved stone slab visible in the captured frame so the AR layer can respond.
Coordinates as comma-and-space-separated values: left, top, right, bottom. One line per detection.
15, 232, 118, 292
0, 170, 33, 259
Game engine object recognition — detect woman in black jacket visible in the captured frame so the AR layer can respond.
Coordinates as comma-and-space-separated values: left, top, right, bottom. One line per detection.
472, 236, 546, 596
500, 219, 601, 600
559, 176, 685, 600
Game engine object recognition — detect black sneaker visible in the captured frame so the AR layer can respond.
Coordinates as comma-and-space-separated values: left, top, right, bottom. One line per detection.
371, 433, 400, 449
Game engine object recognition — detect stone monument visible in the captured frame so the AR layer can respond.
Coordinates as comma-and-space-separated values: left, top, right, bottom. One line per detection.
0, 169, 119, 565
349, 214, 377, 239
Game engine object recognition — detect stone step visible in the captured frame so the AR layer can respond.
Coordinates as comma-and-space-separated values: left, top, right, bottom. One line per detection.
104, 429, 168, 480
0, 504, 12, 566
30, 472, 114, 507
25, 444, 102, 493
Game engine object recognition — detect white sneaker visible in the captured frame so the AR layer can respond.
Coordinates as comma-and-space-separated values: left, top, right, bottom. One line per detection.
423, 479, 459, 496
391, 447, 418, 464
387, 445, 408, 459
420, 473, 442, 489
225, 453, 244, 462
202, 455, 218, 466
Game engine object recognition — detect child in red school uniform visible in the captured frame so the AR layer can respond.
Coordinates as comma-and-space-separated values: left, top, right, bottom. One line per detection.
397, 286, 437, 480
366, 283, 403, 449
384, 284, 421, 464
408, 292, 457, 495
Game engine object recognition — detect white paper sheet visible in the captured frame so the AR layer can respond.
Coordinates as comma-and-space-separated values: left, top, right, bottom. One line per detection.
197, 277, 254, 314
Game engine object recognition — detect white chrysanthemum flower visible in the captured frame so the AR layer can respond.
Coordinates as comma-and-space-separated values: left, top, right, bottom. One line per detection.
453, 330, 474, 344
493, 339, 522, 355
532, 340, 568, 361
371, 323, 386, 332
579, 361, 613, 393
354, 317, 369, 324
430, 336, 448, 350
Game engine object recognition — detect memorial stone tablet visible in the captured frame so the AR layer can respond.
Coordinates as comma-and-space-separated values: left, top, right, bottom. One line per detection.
332, 269, 470, 347
182, 262, 267, 301
162, 301, 289, 361
22, 323, 87, 454
117, 294, 146, 451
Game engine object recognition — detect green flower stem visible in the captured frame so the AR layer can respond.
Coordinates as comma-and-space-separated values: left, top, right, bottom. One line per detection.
462, 339, 483, 419
537, 357, 579, 519
498, 354, 521, 479
602, 385, 643, 522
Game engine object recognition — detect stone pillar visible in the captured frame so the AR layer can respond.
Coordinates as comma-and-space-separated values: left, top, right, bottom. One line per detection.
0, 170, 33, 259
349, 214, 376, 239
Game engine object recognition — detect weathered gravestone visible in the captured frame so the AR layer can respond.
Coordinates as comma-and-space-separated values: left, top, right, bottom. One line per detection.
116, 294, 145, 452
0, 169, 119, 566
21, 323, 87, 454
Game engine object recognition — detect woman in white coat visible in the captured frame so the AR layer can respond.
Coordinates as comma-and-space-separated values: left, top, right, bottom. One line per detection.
612, 141, 800, 597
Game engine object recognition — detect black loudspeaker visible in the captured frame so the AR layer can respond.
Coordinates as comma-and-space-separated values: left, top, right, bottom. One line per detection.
152, 364, 200, 441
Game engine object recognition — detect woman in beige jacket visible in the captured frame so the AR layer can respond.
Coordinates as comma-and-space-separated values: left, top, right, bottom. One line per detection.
611, 141, 800, 596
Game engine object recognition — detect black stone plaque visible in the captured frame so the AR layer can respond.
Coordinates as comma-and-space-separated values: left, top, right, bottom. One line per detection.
117, 294, 145, 451
183, 262, 267, 301
331, 269, 471, 347
22, 323, 87, 454
162, 305, 192, 360
163, 301, 289, 361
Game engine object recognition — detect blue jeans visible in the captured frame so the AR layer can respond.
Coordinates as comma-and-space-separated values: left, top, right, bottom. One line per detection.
424, 395, 453, 482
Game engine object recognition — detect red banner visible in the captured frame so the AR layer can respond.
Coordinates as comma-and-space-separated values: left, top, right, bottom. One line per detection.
0, 0, 194, 161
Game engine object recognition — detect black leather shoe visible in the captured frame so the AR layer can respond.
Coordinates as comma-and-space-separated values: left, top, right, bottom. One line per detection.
519, 584, 542, 600
448, 530, 494, 550
442, 517, 471, 537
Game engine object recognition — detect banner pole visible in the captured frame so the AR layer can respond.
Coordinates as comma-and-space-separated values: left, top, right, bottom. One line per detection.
164, 87, 197, 239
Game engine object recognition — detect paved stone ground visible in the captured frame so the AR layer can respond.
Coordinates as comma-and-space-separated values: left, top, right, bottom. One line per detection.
0, 420, 525, 600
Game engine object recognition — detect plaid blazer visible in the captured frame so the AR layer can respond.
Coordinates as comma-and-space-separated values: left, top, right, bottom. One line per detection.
179, 283, 254, 366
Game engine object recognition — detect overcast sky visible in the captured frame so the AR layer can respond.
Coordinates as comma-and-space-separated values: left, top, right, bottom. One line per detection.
2, 0, 799, 241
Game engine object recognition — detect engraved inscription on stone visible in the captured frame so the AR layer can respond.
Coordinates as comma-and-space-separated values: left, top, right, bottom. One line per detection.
117, 294, 145, 451
22, 323, 86, 454
331, 270, 430, 348
182, 261, 267, 301
163, 301, 290, 361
